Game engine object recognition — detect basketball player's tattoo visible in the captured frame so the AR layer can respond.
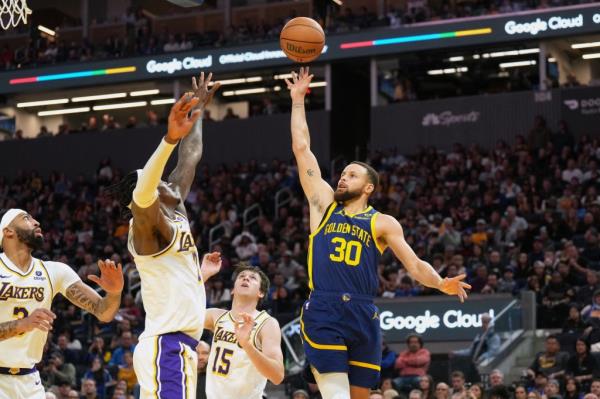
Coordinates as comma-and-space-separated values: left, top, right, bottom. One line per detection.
66, 284, 100, 315
0, 320, 19, 340
307, 169, 314, 177
65, 283, 120, 321
168, 116, 203, 203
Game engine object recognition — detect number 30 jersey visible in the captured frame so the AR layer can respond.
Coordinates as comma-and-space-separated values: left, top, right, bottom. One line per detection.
128, 211, 206, 341
308, 202, 383, 297
206, 310, 272, 399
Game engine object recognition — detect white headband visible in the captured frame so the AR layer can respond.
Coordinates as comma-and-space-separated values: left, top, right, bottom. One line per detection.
0, 208, 26, 248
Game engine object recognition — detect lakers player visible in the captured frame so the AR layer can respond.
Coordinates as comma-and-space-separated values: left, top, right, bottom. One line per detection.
109, 73, 221, 399
285, 67, 472, 399
0, 209, 124, 399
204, 264, 283, 399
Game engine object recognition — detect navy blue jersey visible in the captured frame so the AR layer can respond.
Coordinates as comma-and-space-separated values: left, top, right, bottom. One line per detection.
308, 202, 383, 297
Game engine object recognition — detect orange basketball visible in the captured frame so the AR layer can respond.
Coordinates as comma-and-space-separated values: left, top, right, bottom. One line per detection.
280, 17, 325, 63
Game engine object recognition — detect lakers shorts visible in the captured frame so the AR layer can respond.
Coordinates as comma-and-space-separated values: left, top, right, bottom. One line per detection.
300, 291, 382, 388
0, 370, 45, 399
134, 332, 199, 399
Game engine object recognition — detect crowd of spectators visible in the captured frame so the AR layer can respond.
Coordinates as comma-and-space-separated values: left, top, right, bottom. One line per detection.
0, 1, 593, 71
0, 114, 599, 397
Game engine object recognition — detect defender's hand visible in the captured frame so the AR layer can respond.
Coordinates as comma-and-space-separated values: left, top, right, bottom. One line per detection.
200, 252, 222, 282
438, 274, 471, 303
285, 67, 314, 103
88, 259, 124, 295
234, 312, 255, 349
166, 93, 202, 143
192, 72, 221, 110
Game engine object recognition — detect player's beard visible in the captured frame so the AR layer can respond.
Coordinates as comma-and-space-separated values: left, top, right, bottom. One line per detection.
334, 187, 362, 202
16, 227, 44, 251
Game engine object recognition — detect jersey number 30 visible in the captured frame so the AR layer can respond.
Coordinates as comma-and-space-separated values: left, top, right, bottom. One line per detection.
212, 347, 233, 376
330, 237, 362, 266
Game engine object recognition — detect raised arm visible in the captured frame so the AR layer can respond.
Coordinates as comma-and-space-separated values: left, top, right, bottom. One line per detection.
235, 314, 284, 385
131, 93, 202, 254
168, 73, 221, 205
376, 214, 471, 302
65, 260, 124, 323
285, 67, 334, 231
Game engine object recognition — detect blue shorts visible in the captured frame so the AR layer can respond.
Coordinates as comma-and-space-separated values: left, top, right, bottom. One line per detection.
300, 291, 382, 388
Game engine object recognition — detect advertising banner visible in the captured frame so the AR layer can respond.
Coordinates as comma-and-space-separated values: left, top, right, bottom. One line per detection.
374, 295, 514, 342
560, 86, 600, 135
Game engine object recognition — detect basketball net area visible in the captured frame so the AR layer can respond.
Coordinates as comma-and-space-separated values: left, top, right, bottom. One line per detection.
0, 0, 31, 30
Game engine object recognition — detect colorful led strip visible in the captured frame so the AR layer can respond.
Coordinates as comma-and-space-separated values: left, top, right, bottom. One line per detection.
340, 28, 492, 49
9, 66, 136, 85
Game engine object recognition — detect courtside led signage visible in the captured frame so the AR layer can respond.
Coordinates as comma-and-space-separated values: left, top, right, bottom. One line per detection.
340, 28, 492, 49
9, 66, 136, 85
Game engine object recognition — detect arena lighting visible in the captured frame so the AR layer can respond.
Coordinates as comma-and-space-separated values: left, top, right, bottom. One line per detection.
572, 42, 600, 49
274, 73, 293, 80
427, 67, 468, 75
499, 60, 537, 68
549, 57, 556, 62
332, 0, 343, 5
37, 25, 55, 36
9, 66, 136, 85
222, 88, 268, 96
208, 77, 263, 86
485, 48, 539, 58
72, 93, 127, 102
37, 107, 90, 116
582, 53, 600, 59
93, 101, 147, 111
17, 98, 69, 108
340, 27, 492, 49
150, 98, 176, 105
448, 56, 464, 62
309, 82, 327, 88
130, 89, 160, 97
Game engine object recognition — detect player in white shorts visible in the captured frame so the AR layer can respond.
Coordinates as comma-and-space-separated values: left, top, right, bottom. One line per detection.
0, 208, 124, 399
108, 73, 221, 399
204, 263, 284, 399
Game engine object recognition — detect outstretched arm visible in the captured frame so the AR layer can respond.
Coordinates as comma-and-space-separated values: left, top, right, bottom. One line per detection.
376, 214, 471, 302
169, 73, 221, 203
65, 260, 124, 323
235, 314, 284, 385
286, 67, 334, 232
131, 93, 202, 254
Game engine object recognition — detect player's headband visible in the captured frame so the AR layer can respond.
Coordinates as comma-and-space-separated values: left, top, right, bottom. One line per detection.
0, 208, 27, 248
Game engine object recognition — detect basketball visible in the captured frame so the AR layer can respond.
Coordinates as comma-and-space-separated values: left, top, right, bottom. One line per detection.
280, 17, 325, 63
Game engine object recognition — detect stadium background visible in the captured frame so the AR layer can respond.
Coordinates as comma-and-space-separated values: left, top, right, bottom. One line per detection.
0, 0, 600, 398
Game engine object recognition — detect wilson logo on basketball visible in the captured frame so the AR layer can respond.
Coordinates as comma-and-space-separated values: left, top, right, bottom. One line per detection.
286, 43, 316, 55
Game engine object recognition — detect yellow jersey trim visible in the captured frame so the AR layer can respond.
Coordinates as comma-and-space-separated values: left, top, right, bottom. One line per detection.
349, 360, 381, 371
153, 336, 160, 397
39, 260, 54, 299
308, 203, 337, 290
300, 308, 347, 351
212, 309, 229, 330
370, 212, 385, 254
252, 312, 271, 349
180, 343, 189, 399
0, 256, 35, 277
341, 205, 373, 218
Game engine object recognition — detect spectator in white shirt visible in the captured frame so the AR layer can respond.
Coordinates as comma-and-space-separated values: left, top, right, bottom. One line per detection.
562, 159, 583, 183
232, 231, 258, 260
163, 34, 180, 52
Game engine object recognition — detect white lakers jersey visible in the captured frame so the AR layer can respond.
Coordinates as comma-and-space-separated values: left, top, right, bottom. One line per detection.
206, 310, 272, 399
0, 253, 80, 368
128, 211, 206, 340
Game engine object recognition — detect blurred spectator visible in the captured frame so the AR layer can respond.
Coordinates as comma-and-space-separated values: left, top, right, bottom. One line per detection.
81, 378, 98, 399
527, 335, 569, 379
420, 375, 435, 399
43, 352, 76, 388
436, 383, 451, 399
224, 107, 239, 119
566, 339, 598, 389
381, 341, 398, 380
83, 357, 115, 399
393, 334, 430, 391
489, 369, 504, 387
117, 351, 136, 394
453, 313, 500, 362
196, 341, 210, 399
108, 331, 136, 368
450, 371, 466, 399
